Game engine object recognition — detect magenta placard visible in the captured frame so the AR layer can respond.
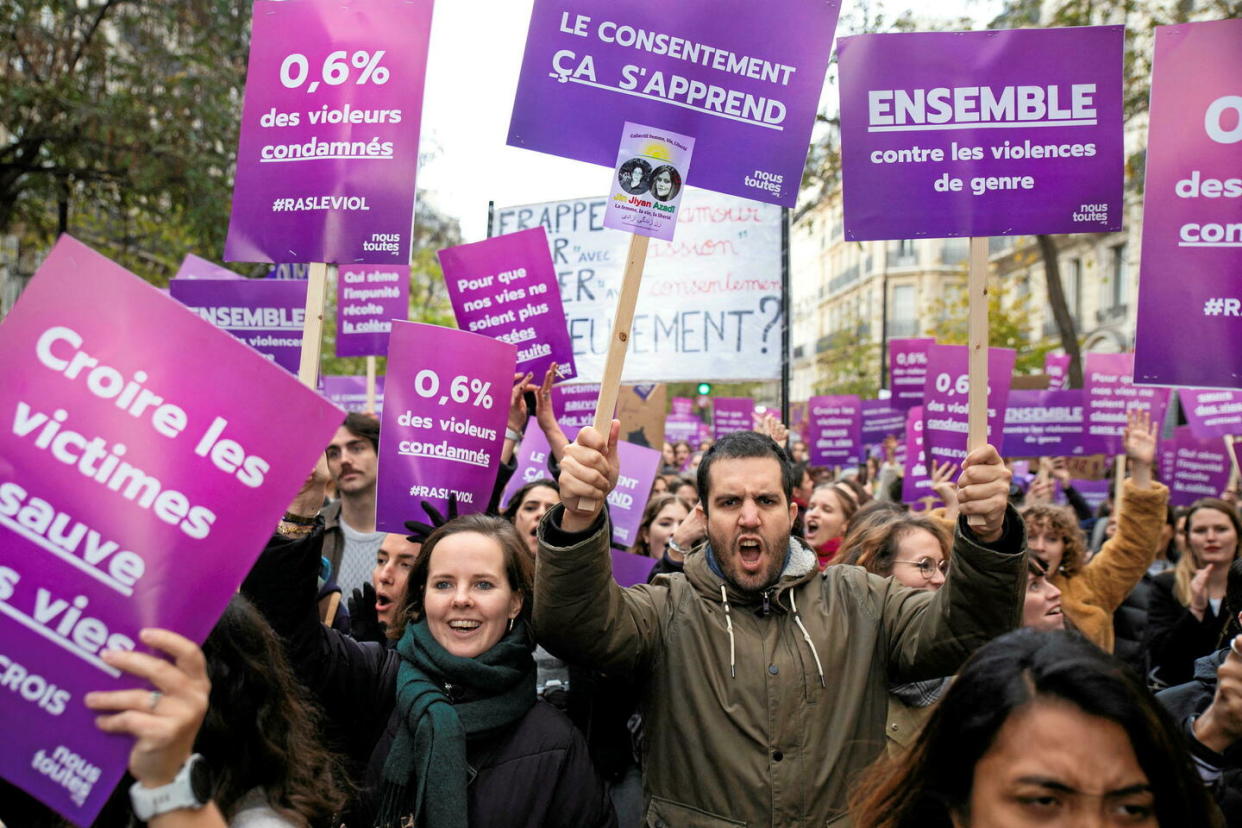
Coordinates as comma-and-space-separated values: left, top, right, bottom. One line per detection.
664, 414, 701, 444
225, 0, 432, 264
1169, 425, 1232, 508
1044, 353, 1070, 390
902, 405, 938, 508
499, 427, 556, 511
335, 265, 408, 357
807, 395, 862, 465
553, 383, 600, 431
0, 237, 343, 824
1179, 388, 1242, 441
921, 344, 1016, 466
174, 253, 243, 280
1135, 20, 1242, 388
169, 278, 308, 374
1002, 389, 1084, 458
1083, 353, 1170, 456
839, 26, 1125, 240
320, 375, 385, 413
439, 228, 577, 382
603, 122, 695, 241
712, 397, 754, 439
376, 323, 516, 528
607, 440, 663, 548
889, 337, 933, 411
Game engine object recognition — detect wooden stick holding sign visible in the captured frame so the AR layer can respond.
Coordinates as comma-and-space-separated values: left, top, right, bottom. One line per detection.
576, 233, 650, 512
297, 262, 330, 389
1113, 453, 1127, 513
1225, 435, 1240, 496
965, 237, 990, 528
366, 355, 378, 414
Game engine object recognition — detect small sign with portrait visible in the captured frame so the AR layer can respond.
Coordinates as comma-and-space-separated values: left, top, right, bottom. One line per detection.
604, 122, 694, 241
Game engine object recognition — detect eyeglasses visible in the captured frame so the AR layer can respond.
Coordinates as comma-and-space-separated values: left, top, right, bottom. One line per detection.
894, 558, 949, 579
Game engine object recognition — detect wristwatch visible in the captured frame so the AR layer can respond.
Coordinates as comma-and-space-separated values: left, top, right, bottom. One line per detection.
129, 754, 214, 821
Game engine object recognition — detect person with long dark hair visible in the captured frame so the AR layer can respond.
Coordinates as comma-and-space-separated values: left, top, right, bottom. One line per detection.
86, 595, 349, 826
849, 628, 1221, 827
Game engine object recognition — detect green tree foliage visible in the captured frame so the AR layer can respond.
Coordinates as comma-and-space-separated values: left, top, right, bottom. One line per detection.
1, 1, 253, 282
925, 274, 1052, 375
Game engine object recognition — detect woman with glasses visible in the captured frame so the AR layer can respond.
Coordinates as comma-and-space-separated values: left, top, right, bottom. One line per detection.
836, 509, 953, 752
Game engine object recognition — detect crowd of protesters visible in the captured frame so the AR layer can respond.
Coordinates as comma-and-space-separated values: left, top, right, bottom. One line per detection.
11, 372, 1242, 828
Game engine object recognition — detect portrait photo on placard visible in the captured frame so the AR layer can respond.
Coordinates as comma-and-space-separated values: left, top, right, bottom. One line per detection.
650, 165, 682, 202
618, 158, 652, 194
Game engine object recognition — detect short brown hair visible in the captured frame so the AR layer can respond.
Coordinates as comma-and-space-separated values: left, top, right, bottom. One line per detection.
1020, 504, 1087, 576
836, 509, 950, 576
389, 514, 534, 640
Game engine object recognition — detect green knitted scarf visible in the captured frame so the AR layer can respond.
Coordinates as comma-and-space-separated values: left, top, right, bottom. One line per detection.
375, 618, 535, 828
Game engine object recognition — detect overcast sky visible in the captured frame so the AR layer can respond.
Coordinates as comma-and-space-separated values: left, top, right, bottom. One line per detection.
415, 0, 1003, 241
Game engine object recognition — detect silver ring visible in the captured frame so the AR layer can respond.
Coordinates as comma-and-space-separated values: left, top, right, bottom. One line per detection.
148, 690, 162, 711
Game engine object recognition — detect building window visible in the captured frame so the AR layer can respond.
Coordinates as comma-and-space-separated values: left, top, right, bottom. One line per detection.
889, 284, 918, 336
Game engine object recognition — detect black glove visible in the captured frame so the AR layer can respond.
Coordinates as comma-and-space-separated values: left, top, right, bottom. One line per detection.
404, 494, 458, 544
348, 582, 385, 644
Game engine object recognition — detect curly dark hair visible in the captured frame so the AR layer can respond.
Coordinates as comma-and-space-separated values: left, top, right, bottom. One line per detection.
198, 595, 350, 826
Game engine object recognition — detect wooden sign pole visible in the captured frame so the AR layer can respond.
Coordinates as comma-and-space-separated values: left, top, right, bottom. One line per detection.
366, 355, 378, 414
297, 262, 330, 390
1225, 435, 1240, 495
577, 233, 651, 511
966, 237, 989, 527
1113, 453, 1126, 513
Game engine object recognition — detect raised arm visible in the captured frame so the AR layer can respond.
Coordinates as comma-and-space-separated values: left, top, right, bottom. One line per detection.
886, 444, 1028, 682
534, 422, 667, 675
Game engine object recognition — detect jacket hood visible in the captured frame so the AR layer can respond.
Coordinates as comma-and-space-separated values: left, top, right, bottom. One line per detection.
685, 536, 819, 608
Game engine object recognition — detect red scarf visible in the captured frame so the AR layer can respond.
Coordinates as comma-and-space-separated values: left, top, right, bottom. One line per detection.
816, 536, 842, 570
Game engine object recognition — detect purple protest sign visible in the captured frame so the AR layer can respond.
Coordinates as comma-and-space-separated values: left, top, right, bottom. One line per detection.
902, 406, 937, 508
1002, 389, 1084, 458
1134, 19, 1242, 387
439, 228, 577, 382
611, 549, 656, 587
665, 414, 701, 444
713, 397, 754, 439
922, 344, 1016, 466
604, 123, 695, 241
0, 237, 342, 824
508, 0, 840, 208
224, 0, 432, 264
376, 323, 515, 528
174, 253, 243, 280
838, 26, 1124, 240
671, 397, 694, 417
1169, 426, 1232, 508
889, 338, 933, 411
861, 399, 905, 446
335, 265, 408, 357
807, 395, 862, 466
608, 441, 662, 548
320, 375, 385, 413
169, 278, 307, 373
553, 383, 599, 431
499, 427, 557, 511
1072, 479, 1112, 513
1045, 353, 1070, 390
1180, 388, 1242, 441
1083, 353, 1170, 456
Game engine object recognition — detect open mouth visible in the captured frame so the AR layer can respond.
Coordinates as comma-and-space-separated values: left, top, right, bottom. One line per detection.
1046, 606, 1062, 617
805, 517, 821, 536
375, 592, 394, 615
737, 538, 763, 571
447, 619, 483, 634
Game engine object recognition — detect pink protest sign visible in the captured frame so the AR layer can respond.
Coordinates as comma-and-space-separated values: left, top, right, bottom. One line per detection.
1135, 20, 1242, 388
611, 549, 657, 587
608, 440, 662, 548
713, 397, 754, 439
902, 405, 938, 510
0, 237, 343, 825
807, 395, 862, 466
376, 323, 516, 529
1179, 388, 1242, 441
1169, 426, 1232, 508
1083, 353, 1170, 456
439, 228, 577, 382
889, 337, 933, 411
860, 399, 905, 446
225, 0, 432, 264
174, 253, 244, 280
1044, 353, 1070, 390
335, 264, 408, 357
671, 397, 694, 416
169, 278, 307, 374
604, 123, 695, 241
664, 414, 701, 444
320, 375, 385, 413
922, 344, 1016, 466
499, 427, 557, 511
